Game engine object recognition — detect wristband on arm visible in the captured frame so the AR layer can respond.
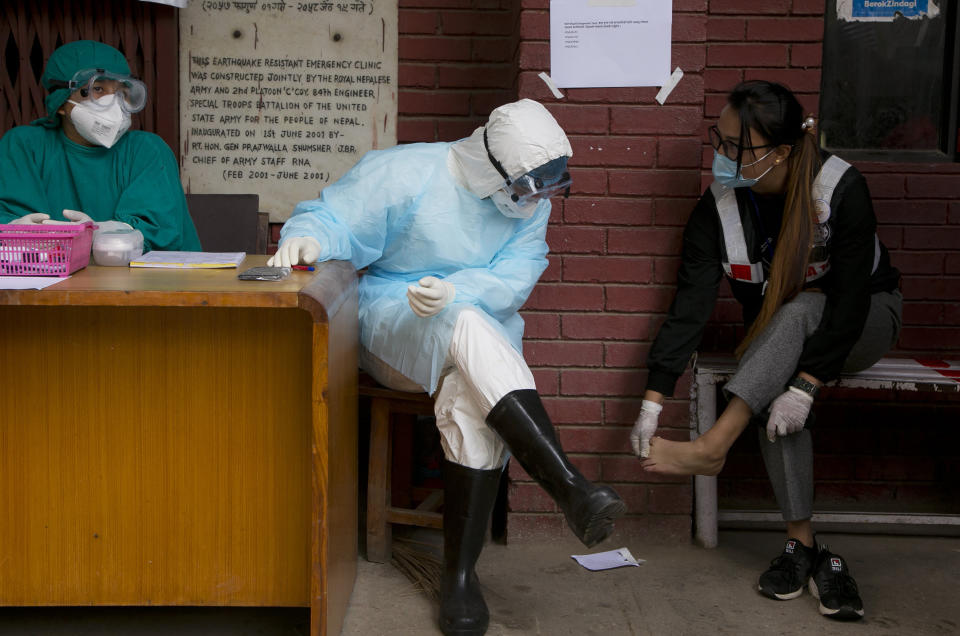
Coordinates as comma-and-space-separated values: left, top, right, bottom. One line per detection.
789, 375, 819, 398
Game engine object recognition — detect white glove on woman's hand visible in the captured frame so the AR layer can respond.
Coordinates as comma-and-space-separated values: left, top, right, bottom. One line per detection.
766, 387, 813, 442
43, 211, 132, 241
406, 276, 455, 318
9, 212, 50, 225
267, 236, 322, 267
630, 399, 663, 458
42, 209, 93, 224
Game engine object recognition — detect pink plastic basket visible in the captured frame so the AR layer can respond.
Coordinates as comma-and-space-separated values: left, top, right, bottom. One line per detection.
0, 222, 94, 277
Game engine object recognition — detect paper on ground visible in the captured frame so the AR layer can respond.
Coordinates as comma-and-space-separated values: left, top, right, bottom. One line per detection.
571, 547, 644, 571
0, 276, 70, 290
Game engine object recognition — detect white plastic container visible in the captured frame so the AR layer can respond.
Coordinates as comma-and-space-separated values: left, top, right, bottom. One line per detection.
92, 228, 144, 266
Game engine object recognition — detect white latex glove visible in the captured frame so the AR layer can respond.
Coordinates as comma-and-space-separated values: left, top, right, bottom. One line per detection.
406, 276, 455, 318
42, 209, 93, 225
630, 399, 663, 458
765, 387, 814, 442
43, 211, 132, 241
8, 212, 50, 225
267, 236, 322, 267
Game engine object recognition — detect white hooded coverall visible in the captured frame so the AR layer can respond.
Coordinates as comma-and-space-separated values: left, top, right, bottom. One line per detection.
277, 100, 573, 468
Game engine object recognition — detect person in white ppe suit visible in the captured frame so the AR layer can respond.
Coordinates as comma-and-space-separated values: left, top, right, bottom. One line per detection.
270, 99, 626, 636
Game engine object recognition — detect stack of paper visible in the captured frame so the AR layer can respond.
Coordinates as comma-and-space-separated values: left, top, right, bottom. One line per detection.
0, 276, 70, 290
129, 251, 246, 269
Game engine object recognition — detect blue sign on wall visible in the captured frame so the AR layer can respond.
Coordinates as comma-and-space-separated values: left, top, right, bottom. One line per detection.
851, 0, 930, 18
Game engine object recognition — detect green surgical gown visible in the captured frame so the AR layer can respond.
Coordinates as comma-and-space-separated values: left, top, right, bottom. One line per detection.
0, 125, 200, 251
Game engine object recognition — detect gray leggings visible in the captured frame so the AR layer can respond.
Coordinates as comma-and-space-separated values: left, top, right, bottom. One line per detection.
724, 290, 903, 521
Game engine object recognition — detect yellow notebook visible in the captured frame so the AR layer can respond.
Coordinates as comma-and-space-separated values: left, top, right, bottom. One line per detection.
129, 251, 246, 269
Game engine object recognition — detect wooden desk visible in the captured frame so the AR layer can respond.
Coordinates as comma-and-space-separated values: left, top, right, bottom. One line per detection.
0, 256, 359, 636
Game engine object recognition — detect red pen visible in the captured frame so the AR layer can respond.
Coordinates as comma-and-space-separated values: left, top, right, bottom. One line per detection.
291, 265, 315, 271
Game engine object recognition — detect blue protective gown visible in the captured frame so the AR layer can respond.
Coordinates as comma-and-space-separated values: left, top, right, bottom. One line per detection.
280, 142, 551, 394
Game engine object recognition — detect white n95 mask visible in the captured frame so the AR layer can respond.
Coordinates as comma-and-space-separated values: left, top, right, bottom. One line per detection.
490, 189, 539, 219
68, 96, 131, 148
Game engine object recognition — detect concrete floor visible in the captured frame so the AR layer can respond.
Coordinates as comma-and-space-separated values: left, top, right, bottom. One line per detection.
343, 530, 960, 636
1, 530, 958, 635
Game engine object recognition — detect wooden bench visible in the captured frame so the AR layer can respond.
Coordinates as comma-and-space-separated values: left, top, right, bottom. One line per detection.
359, 375, 442, 563
690, 355, 960, 548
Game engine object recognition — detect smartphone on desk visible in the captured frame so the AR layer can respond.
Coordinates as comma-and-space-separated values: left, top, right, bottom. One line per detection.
237, 266, 291, 281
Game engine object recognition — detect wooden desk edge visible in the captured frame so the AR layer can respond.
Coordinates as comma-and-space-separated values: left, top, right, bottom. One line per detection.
297, 261, 358, 323
0, 289, 302, 308
305, 261, 360, 636
0, 261, 358, 315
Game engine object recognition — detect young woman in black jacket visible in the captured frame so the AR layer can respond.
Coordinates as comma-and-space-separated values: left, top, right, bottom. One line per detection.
631, 81, 901, 621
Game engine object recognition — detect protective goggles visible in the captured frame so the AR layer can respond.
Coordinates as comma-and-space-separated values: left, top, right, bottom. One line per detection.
504, 157, 572, 207
484, 128, 572, 205
48, 68, 147, 113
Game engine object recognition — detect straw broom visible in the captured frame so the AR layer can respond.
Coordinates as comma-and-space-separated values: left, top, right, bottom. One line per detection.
391, 535, 443, 600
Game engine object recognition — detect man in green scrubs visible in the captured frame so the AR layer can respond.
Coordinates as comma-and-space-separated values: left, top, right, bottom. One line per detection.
0, 40, 200, 251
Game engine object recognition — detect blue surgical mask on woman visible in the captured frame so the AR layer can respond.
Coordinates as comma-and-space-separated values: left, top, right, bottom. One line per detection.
712, 148, 776, 188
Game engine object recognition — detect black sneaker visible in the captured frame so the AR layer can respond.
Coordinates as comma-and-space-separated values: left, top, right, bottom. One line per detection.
809, 548, 865, 620
757, 538, 817, 600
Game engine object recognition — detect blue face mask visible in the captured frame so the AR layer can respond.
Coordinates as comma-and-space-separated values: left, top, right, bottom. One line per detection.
711, 148, 776, 188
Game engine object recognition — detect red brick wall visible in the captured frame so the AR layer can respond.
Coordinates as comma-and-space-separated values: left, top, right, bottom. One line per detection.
509, 0, 709, 542
397, 0, 521, 143
508, 0, 960, 541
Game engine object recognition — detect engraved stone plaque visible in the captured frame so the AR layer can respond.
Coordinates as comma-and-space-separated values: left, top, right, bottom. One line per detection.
180, 1, 397, 221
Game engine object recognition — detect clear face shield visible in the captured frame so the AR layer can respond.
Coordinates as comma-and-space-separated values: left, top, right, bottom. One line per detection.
50, 68, 148, 114
484, 128, 572, 218
504, 158, 573, 208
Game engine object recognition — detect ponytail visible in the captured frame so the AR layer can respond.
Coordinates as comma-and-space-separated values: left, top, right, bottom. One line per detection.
735, 128, 821, 357
725, 80, 822, 359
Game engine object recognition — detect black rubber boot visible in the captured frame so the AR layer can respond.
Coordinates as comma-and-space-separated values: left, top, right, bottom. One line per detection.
439, 460, 502, 636
486, 389, 626, 548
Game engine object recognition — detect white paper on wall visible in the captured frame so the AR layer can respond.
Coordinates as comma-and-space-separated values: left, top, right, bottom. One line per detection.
549, 0, 672, 88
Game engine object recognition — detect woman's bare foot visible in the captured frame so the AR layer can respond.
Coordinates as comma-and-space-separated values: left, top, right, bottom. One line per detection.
641, 436, 725, 476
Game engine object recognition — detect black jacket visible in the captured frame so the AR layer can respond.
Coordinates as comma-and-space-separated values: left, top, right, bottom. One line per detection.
645, 161, 901, 397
